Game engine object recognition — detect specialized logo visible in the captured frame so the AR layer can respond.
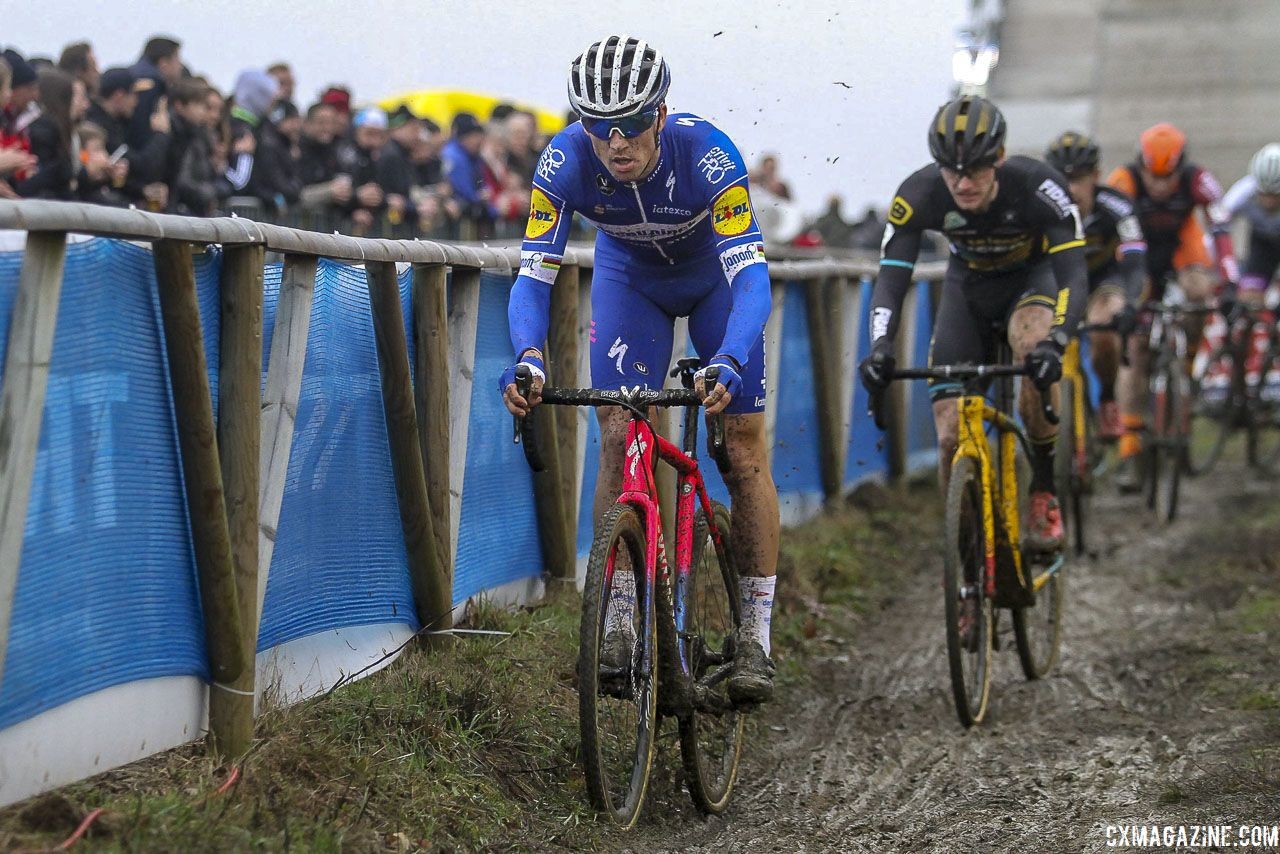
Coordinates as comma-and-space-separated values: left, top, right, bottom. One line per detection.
666, 171, 676, 201
608, 336, 629, 374
625, 435, 649, 479
888, 195, 913, 226
536, 146, 565, 182
943, 211, 967, 230
1036, 178, 1075, 219
698, 146, 737, 185
871, 307, 893, 341
719, 241, 766, 279
712, 185, 753, 236
525, 188, 559, 239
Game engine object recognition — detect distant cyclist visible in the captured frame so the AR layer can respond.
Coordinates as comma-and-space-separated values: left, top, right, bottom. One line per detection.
1223, 143, 1280, 304
500, 36, 780, 704
860, 96, 1087, 555
1045, 131, 1148, 441
1106, 123, 1240, 489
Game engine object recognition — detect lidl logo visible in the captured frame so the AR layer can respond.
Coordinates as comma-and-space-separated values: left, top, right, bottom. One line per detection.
526, 188, 559, 239
712, 185, 753, 237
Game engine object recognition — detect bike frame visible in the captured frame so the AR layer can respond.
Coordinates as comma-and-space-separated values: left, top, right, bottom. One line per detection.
951, 392, 1028, 598
606, 413, 727, 680
1062, 339, 1091, 475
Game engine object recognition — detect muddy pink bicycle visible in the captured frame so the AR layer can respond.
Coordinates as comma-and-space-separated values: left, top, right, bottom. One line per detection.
515, 359, 745, 827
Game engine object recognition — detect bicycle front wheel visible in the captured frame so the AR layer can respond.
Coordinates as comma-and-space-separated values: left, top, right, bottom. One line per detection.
943, 455, 993, 727
1054, 376, 1088, 558
1186, 345, 1235, 476
677, 501, 745, 815
1148, 356, 1186, 523
579, 503, 657, 828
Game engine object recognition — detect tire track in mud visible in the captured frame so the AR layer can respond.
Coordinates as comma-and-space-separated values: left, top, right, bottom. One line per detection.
616, 461, 1280, 853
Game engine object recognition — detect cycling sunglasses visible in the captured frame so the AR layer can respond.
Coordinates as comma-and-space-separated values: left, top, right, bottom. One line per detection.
581, 109, 660, 140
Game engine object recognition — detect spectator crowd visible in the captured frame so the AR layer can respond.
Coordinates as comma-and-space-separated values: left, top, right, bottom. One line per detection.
0, 35, 551, 239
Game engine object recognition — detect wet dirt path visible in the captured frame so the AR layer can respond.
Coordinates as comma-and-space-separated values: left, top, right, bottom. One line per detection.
617, 459, 1280, 853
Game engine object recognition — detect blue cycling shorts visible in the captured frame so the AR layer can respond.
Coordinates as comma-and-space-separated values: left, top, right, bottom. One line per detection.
589, 247, 766, 415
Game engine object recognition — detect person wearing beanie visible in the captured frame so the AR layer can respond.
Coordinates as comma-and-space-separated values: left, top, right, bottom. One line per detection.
336, 106, 390, 234
227, 68, 298, 218
441, 111, 493, 235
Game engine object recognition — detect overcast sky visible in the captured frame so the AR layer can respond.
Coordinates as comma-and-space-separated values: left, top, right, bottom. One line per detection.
12, 0, 966, 215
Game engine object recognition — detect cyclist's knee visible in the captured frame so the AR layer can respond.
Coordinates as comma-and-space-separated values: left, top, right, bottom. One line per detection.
1179, 266, 1213, 300
1009, 306, 1053, 359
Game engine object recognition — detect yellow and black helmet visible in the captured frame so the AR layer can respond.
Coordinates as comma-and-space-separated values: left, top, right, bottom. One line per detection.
1045, 130, 1100, 177
928, 96, 1007, 171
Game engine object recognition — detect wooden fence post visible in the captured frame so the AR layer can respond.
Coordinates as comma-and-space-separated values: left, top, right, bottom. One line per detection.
152, 240, 245, 696
258, 255, 317, 619
541, 262, 580, 581
412, 263, 453, 614
207, 244, 263, 757
366, 262, 450, 640
804, 276, 847, 503
0, 232, 67, 693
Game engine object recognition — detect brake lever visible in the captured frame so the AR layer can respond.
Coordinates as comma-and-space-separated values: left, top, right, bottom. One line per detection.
513, 364, 545, 472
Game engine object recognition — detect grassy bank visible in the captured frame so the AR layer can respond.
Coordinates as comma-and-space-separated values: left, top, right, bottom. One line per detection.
0, 483, 936, 852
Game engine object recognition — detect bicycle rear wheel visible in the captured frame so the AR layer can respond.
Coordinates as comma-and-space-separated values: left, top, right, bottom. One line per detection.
1012, 553, 1065, 679
1186, 345, 1235, 476
1248, 339, 1280, 474
943, 455, 993, 728
677, 501, 745, 815
578, 503, 657, 828
1147, 356, 1186, 523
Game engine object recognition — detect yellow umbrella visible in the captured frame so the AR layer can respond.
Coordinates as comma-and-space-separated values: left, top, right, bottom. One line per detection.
377, 90, 566, 136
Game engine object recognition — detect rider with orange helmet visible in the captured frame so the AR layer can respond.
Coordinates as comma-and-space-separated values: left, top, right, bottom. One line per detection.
1106, 123, 1239, 490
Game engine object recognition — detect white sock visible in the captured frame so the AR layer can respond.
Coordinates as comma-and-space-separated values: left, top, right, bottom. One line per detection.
738, 575, 777, 656
604, 570, 637, 637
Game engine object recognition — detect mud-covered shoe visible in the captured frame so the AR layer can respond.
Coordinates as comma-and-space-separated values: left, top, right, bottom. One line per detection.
1114, 454, 1144, 495
1024, 491, 1064, 553
727, 639, 776, 706
598, 629, 634, 697
1098, 400, 1123, 442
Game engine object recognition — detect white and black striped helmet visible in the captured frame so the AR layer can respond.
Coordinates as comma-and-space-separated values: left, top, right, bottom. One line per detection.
567, 35, 670, 120
1249, 143, 1280, 194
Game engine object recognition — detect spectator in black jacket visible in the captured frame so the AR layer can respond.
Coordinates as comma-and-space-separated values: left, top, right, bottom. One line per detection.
165, 79, 218, 215
296, 101, 351, 224
227, 68, 298, 218
127, 35, 182, 152
337, 107, 389, 234
377, 105, 419, 227
75, 121, 128, 206
15, 69, 87, 199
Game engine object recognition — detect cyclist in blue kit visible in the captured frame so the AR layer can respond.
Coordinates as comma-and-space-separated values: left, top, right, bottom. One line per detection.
500, 36, 780, 703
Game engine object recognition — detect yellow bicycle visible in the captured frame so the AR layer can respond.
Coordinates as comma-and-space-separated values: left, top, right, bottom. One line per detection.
872, 359, 1066, 727
1055, 335, 1105, 558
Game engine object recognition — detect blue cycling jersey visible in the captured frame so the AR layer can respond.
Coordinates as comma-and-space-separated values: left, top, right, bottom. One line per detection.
507, 113, 771, 369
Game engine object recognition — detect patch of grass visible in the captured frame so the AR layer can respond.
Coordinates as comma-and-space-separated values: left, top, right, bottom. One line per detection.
1238, 591, 1280, 635
0, 483, 940, 852
1239, 689, 1280, 712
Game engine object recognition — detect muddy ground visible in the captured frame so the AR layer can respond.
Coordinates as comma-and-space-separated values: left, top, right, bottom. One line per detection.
615, 458, 1280, 854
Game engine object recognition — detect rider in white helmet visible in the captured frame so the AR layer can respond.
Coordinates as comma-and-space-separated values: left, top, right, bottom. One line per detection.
1223, 143, 1280, 302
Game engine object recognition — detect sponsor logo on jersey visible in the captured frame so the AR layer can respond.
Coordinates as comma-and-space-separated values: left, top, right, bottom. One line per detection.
719, 242, 767, 279
712, 185, 753, 236
596, 174, 616, 195
634, 361, 648, 375
651, 205, 693, 216
698, 146, 737, 185
888, 195, 913, 226
525, 187, 558, 239
666, 171, 676, 201
536, 146, 565, 182
592, 214, 708, 243
1036, 178, 1075, 218
943, 211, 967, 230
871, 307, 893, 341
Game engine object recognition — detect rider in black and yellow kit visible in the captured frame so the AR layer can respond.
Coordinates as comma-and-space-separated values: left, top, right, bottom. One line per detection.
860, 96, 1089, 553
